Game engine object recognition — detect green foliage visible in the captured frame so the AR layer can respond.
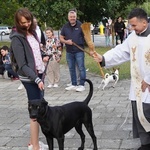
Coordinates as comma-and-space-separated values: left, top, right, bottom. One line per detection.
142, 1, 150, 16
0, 0, 148, 30
79, 0, 106, 24
104, 0, 147, 19
48, 1, 76, 29
0, 41, 10, 47
0, 1, 20, 26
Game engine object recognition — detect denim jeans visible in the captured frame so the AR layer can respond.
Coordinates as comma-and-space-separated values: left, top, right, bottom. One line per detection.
105, 36, 110, 46
66, 52, 86, 86
4, 64, 18, 78
22, 74, 44, 101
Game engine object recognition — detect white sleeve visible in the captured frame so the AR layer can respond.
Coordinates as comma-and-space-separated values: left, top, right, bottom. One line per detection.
103, 38, 130, 68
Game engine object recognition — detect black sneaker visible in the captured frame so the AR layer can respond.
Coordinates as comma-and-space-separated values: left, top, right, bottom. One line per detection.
138, 144, 150, 150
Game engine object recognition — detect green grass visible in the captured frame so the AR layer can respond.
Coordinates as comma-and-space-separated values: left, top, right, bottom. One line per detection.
0, 41, 11, 47
60, 46, 131, 80
0, 41, 130, 80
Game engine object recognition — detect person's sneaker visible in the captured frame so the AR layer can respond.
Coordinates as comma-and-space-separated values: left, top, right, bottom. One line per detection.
76, 85, 85, 92
28, 144, 33, 150
66, 83, 72, 87
18, 83, 24, 90
28, 141, 48, 150
39, 141, 48, 150
86, 68, 89, 72
47, 84, 53, 88
65, 85, 77, 91
13, 77, 19, 80
53, 84, 58, 88
138, 144, 150, 150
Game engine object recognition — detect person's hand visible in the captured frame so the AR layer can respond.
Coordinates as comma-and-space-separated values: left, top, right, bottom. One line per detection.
90, 51, 103, 63
65, 39, 73, 45
43, 56, 49, 62
56, 58, 60, 63
38, 81, 44, 91
40, 43, 43, 48
141, 80, 150, 92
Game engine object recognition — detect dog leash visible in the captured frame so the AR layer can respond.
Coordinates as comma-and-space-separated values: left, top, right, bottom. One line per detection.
41, 56, 51, 82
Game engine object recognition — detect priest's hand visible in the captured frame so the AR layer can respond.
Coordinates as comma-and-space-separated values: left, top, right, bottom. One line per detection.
141, 80, 150, 92
90, 51, 103, 63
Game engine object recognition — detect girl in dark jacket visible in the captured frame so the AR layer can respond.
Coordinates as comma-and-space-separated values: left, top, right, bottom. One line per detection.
10, 8, 48, 150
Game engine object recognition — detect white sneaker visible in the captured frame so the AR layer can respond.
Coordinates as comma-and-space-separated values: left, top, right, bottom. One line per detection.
66, 83, 72, 87
39, 141, 48, 150
28, 144, 33, 150
86, 68, 89, 72
53, 84, 58, 88
76, 85, 85, 92
65, 85, 77, 91
47, 84, 53, 88
28, 141, 48, 150
18, 84, 24, 90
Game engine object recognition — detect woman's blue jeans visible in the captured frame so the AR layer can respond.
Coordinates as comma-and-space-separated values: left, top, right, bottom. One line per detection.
4, 64, 18, 78
22, 74, 44, 101
66, 52, 86, 86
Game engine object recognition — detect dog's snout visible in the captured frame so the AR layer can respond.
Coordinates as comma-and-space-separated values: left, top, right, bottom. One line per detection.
30, 114, 37, 119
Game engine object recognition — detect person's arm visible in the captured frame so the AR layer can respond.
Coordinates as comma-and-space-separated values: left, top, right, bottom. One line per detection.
59, 35, 66, 44
114, 22, 118, 35
92, 38, 130, 68
141, 80, 150, 92
11, 37, 40, 83
40, 29, 46, 46
59, 35, 73, 45
123, 22, 126, 30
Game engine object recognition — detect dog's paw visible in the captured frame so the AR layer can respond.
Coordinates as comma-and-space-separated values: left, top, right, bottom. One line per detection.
78, 147, 84, 150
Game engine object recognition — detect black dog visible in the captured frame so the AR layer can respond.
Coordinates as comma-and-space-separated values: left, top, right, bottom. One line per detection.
28, 79, 97, 150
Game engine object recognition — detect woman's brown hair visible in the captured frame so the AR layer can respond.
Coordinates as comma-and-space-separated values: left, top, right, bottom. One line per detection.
14, 8, 36, 36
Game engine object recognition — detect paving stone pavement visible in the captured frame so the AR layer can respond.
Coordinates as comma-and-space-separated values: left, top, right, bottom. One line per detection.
0, 64, 141, 150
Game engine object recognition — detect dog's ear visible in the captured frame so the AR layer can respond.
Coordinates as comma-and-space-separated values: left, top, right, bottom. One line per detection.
42, 98, 48, 105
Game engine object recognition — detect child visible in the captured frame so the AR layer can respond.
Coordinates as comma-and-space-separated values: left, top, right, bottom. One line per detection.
104, 23, 111, 46
45, 27, 62, 88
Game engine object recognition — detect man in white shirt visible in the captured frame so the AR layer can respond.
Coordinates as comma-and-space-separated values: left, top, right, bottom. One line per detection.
92, 8, 150, 150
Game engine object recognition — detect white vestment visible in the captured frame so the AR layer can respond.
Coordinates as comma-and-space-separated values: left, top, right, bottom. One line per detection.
103, 31, 150, 131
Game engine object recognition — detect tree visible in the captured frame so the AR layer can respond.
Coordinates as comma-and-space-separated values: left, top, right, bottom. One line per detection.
142, 1, 150, 16
0, 0, 148, 29
47, 1, 77, 30
103, 0, 148, 20
0, 1, 20, 26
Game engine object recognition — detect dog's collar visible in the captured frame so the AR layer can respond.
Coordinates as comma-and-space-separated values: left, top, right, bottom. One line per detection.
42, 105, 49, 118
